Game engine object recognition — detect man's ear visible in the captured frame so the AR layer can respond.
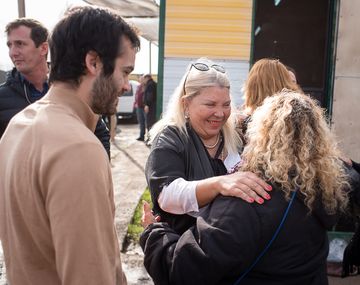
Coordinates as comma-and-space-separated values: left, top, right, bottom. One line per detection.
40, 42, 49, 57
85, 51, 100, 75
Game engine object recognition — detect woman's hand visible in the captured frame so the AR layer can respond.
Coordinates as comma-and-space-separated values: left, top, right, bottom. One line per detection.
196, 171, 272, 207
340, 155, 353, 166
218, 171, 272, 204
141, 201, 159, 228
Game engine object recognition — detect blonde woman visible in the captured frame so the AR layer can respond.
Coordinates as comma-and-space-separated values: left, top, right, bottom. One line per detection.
141, 91, 349, 285
145, 57, 271, 233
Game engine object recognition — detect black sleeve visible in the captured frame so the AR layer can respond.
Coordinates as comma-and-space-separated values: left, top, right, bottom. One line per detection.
146, 127, 213, 212
94, 118, 110, 160
349, 162, 360, 207
144, 82, 156, 107
352, 160, 360, 174
146, 127, 219, 233
145, 134, 187, 215
140, 197, 260, 285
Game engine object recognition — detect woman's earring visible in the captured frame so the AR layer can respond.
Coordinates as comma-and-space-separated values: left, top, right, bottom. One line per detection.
185, 111, 190, 120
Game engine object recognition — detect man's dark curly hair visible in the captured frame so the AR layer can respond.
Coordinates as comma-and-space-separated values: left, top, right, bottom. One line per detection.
49, 6, 140, 86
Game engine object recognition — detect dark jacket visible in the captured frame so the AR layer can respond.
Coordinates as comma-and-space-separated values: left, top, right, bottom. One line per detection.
143, 78, 157, 128
0, 68, 32, 137
94, 118, 111, 159
140, 186, 336, 285
352, 160, 360, 174
145, 124, 227, 234
0, 68, 110, 158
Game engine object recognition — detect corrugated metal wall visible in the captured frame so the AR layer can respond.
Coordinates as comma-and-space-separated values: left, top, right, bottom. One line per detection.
332, 0, 360, 161
161, 0, 253, 112
164, 0, 252, 59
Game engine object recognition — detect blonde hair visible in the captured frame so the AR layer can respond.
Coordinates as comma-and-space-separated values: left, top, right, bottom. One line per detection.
243, 58, 301, 115
150, 57, 241, 154
241, 91, 348, 214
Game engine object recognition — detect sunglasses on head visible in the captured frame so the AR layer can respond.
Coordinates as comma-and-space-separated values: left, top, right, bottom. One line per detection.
191, 62, 226, 73
183, 62, 226, 95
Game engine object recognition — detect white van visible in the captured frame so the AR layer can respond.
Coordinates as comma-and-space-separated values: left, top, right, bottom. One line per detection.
117, 80, 140, 122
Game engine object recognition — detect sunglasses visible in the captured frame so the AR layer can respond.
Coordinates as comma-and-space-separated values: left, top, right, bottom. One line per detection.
183, 62, 226, 95
191, 62, 226, 73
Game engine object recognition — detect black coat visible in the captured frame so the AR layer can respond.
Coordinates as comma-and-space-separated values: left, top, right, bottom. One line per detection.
145, 124, 227, 234
0, 68, 110, 158
0, 68, 32, 138
140, 186, 336, 285
143, 78, 157, 128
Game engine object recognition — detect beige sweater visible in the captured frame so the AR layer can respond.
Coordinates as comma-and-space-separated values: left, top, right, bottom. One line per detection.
0, 90, 127, 285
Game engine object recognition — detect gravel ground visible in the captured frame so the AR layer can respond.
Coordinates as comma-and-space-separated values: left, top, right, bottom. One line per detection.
110, 122, 153, 284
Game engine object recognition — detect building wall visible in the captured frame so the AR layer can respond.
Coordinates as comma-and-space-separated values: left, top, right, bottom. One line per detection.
164, 0, 252, 59
332, 0, 360, 161
162, 0, 253, 112
160, 1, 360, 162
163, 58, 249, 111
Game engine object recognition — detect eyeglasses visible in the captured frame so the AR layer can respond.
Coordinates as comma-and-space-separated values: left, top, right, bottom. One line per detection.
183, 62, 226, 95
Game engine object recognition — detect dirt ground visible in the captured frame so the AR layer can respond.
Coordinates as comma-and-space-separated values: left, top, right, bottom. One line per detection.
110, 121, 153, 285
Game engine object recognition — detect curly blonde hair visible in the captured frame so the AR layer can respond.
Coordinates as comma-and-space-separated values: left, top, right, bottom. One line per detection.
240, 91, 348, 214
243, 58, 301, 115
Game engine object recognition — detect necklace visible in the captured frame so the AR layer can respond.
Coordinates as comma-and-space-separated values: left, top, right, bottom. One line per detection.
204, 134, 220, 149
23, 84, 32, 104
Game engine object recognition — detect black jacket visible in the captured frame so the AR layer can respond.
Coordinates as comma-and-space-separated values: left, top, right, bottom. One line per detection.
352, 160, 360, 174
145, 124, 227, 234
0, 68, 32, 137
0, 68, 110, 158
140, 186, 336, 285
94, 118, 111, 159
143, 78, 157, 128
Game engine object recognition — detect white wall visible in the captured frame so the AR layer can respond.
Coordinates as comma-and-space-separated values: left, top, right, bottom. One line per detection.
331, 0, 360, 161
162, 57, 249, 113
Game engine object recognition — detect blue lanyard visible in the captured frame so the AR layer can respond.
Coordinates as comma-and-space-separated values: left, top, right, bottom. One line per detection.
233, 190, 298, 285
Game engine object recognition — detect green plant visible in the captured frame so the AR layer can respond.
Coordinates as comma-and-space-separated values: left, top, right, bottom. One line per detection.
125, 188, 152, 245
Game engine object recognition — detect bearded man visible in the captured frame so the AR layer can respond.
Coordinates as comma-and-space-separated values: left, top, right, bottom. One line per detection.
0, 6, 140, 285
